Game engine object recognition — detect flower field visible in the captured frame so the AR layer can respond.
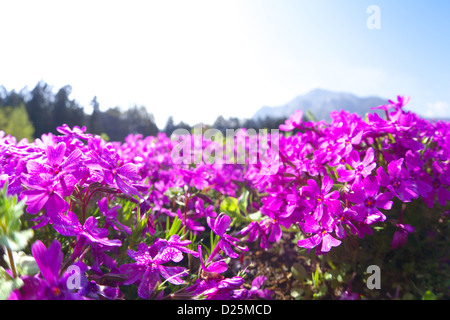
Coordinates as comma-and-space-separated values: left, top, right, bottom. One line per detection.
1, 96, 449, 300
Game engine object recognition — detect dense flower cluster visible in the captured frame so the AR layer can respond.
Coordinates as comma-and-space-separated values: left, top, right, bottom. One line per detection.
0, 96, 448, 300
243, 96, 450, 254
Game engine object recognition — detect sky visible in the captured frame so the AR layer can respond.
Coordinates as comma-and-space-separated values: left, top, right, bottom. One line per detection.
0, 0, 449, 128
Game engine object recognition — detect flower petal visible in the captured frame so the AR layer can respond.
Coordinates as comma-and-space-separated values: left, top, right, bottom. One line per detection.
22, 189, 48, 214
297, 233, 322, 249
117, 163, 141, 181
219, 239, 239, 259
214, 213, 231, 236
31, 240, 63, 285
158, 266, 188, 285
320, 233, 341, 252
46, 142, 66, 167
138, 268, 160, 299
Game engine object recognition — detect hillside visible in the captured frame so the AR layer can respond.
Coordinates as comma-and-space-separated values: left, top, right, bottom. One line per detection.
252, 88, 387, 121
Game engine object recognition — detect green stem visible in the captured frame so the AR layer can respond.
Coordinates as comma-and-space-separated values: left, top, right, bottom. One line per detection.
6, 247, 17, 278
183, 193, 191, 235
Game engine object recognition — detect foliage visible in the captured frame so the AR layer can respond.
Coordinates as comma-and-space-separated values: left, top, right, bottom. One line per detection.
0, 104, 35, 141
0, 82, 160, 141
0, 184, 35, 298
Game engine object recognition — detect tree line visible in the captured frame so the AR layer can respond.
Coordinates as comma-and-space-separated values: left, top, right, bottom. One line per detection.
0, 81, 288, 142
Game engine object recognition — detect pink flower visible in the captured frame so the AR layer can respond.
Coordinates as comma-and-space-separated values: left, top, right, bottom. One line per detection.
392, 223, 415, 250
337, 147, 376, 185
297, 212, 341, 254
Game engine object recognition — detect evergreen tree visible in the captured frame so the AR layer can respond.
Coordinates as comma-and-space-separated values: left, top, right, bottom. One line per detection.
100, 107, 126, 142
123, 105, 159, 137
25, 81, 54, 137
53, 85, 71, 129
212, 115, 229, 134
163, 116, 176, 136
0, 86, 6, 106
242, 118, 258, 130
0, 89, 24, 107
87, 96, 104, 135
66, 97, 84, 128
52, 85, 84, 130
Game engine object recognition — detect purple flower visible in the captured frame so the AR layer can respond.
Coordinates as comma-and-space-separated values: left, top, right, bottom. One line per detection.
259, 195, 293, 244
377, 158, 419, 202
176, 208, 205, 233
152, 234, 199, 259
180, 164, 209, 191
9, 240, 84, 300
340, 290, 361, 300
119, 242, 189, 299
387, 95, 411, 110
98, 197, 131, 235
40, 142, 84, 178
267, 218, 283, 244
353, 221, 374, 239
280, 110, 303, 131
331, 206, 359, 239
314, 139, 336, 164
387, 108, 417, 137
297, 212, 341, 254
346, 176, 393, 225
372, 95, 411, 114
198, 244, 228, 274
391, 223, 415, 250
87, 148, 142, 197
207, 213, 248, 260
335, 123, 363, 156
75, 261, 122, 300
248, 276, 273, 300
337, 148, 376, 184
301, 175, 340, 221
422, 161, 450, 208
21, 173, 76, 225
238, 220, 271, 250
187, 276, 247, 300
56, 124, 91, 140
404, 150, 433, 198
52, 211, 122, 248
194, 197, 217, 218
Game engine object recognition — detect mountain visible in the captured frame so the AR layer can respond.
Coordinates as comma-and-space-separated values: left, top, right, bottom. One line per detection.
252, 88, 387, 121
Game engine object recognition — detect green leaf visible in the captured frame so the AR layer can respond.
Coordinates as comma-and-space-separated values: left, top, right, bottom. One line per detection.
220, 197, 240, 216
166, 215, 182, 239
0, 184, 33, 251
247, 211, 262, 221
290, 287, 303, 300
313, 268, 321, 288
164, 187, 184, 199
220, 197, 247, 225
403, 293, 415, 300
0, 267, 24, 300
313, 284, 328, 299
324, 272, 333, 281
305, 110, 317, 122
327, 260, 336, 270
291, 262, 307, 281
17, 254, 39, 276
4, 251, 39, 276
422, 290, 436, 300
0, 229, 34, 251
237, 190, 249, 214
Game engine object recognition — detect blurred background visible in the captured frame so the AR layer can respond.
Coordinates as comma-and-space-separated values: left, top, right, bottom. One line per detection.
0, 0, 449, 141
